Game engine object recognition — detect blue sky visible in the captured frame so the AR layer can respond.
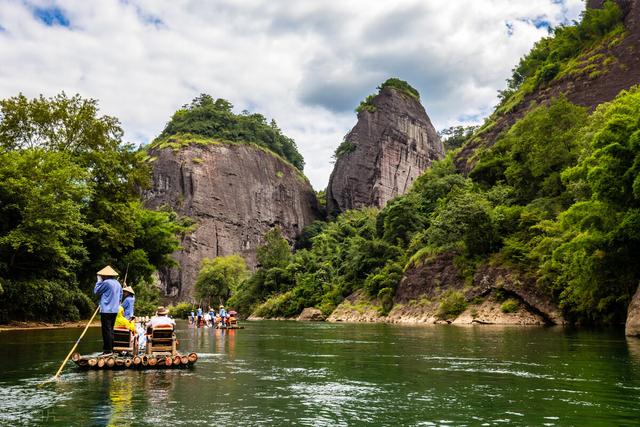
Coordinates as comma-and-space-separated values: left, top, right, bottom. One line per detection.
0, 0, 584, 189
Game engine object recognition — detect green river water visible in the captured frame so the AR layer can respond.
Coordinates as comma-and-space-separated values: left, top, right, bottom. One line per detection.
1, 320, 640, 426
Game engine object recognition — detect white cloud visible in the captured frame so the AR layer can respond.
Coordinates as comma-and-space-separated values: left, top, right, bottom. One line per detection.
0, 0, 584, 189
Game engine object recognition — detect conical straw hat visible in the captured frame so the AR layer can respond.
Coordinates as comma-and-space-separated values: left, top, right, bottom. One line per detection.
97, 265, 119, 277
122, 286, 135, 295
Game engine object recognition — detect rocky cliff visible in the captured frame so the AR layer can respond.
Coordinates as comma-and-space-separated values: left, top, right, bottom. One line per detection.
326, 85, 444, 216
455, 0, 640, 173
145, 137, 319, 300
626, 285, 640, 336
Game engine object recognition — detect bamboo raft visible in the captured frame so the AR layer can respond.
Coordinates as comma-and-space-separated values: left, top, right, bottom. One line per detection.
71, 352, 198, 370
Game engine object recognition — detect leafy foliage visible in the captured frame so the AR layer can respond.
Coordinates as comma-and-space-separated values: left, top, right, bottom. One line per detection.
195, 255, 249, 305
500, 299, 519, 313
157, 94, 304, 170
497, 1, 624, 114
356, 78, 420, 113
0, 93, 186, 321
333, 139, 357, 159
438, 125, 480, 152
244, 86, 640, 326
437, 291, 467, 319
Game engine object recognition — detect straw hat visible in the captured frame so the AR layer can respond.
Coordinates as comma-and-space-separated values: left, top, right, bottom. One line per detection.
156, 306, 169, 315
97, 265, 119, 277
122, 286, 135, 295
219, 305, 224, 309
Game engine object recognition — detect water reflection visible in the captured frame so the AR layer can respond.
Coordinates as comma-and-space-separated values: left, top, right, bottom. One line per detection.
0, 322, 639, 425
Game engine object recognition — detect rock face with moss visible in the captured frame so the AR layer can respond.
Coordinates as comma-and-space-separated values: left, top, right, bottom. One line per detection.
326, 81, 444, 216
145, 136, 319, 300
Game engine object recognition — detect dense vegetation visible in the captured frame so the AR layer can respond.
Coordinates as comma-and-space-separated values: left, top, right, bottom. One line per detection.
497, 0, 625, 115
195, 255, 248, 307
356, 78, 420, 113
155, 94, 305, 171
0, 93, 187, 321
234, 87, 640, 325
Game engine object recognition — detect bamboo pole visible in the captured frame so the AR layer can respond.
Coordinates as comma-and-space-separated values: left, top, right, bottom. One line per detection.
47, 306, 100, 382
180, 355, 188, 365
97, 358, 105, 369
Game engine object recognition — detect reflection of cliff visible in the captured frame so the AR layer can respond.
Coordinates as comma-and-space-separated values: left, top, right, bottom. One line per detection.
326, 86, 444, 216
146, 141, 320, 300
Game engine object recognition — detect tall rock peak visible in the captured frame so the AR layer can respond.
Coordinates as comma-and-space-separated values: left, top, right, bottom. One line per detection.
145, 137, 319, 300
326, 83, 444, 216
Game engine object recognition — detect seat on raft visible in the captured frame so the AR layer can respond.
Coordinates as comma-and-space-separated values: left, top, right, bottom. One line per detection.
146, 325, 176, 356
113, 327, 138, 354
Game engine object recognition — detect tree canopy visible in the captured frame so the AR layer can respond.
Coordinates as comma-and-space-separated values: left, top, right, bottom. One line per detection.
157, 94, 305, 171
0, 93, 186, 321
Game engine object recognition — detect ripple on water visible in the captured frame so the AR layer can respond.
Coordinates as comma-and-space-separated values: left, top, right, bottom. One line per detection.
288, 380, 384, 424
0, 378, 73, 424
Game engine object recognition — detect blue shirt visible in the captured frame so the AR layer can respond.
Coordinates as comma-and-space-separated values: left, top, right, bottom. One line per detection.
122, 295, 135, 319
94, 278, 122, 314
219, 308, 227, 317
197, 308, 202, 316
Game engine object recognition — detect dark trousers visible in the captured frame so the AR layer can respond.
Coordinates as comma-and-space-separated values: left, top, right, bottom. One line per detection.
100, 312, 117, 353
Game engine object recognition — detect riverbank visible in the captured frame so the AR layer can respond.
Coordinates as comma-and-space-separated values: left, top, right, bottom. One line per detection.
0, 320, 100, 332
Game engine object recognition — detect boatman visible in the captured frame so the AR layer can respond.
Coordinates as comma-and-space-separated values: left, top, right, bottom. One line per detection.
94, 265, 123, 355
121, 286, 135, 320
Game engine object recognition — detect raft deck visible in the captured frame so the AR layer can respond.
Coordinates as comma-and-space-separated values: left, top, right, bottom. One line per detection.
72, 352, 198, 370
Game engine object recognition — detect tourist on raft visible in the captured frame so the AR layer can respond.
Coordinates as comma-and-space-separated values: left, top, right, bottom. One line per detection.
196, 306, 203, 326
218, 305, 228, 327
121, 285, 135, 321
208, 307, 216, 326
94, 265, 123, 355
147, 306, 176, 331
114, 306, 136, 333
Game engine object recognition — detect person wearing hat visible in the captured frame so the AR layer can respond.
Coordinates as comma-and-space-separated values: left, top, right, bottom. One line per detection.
121, 285, 135, 321
147, 306, 176, 330
94, 265, 123, 355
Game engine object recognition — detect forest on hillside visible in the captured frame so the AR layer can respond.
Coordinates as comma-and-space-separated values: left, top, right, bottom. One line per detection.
230, 2, 640, 325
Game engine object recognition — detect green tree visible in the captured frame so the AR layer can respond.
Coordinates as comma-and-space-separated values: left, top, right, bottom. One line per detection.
195, 255, 249, 305
158, 94, 305, 170
257, 227, 291, 269
438, 125, 479, 152
0, 93, 186, 321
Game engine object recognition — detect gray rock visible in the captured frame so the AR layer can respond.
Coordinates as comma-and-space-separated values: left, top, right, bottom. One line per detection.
145, 142, 319, 300
626, 284, 640, 337
297, 307, 326, 321
326, 86, 444, 216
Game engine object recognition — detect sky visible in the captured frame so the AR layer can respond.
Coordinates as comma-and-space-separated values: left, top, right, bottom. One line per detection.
0, 0, 585, 190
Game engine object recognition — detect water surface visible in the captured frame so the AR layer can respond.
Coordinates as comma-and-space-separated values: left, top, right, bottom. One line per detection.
1, 321, 639, 426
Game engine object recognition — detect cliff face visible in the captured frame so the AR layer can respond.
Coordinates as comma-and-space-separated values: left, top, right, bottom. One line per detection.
145, 141, 319, 300
326, 87, 444, 216
455, 0, 640, 173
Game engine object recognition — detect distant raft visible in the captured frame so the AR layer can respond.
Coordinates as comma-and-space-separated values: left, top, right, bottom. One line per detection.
71, 352, 198, 370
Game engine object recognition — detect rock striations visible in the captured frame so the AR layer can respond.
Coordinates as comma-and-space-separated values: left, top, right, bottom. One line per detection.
145, 140, 319, 300
326, 86, 444, 216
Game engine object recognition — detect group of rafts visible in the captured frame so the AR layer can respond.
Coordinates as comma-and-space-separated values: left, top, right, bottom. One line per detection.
72, 317, 198, 371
